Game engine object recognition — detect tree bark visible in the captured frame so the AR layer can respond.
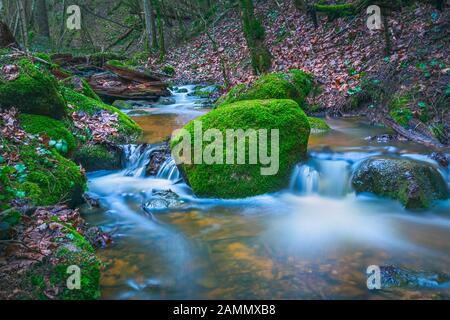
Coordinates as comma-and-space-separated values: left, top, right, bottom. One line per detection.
17, 0, 28, 49
35, 0, 50, 39
238, 0, 272, 75
143, 0, 153, 51
153, 0, 165, 61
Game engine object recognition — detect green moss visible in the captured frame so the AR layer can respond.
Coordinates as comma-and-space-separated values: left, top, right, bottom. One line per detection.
314, 3, 356, 18
289, 69, 314, 96
89, 52, 125, 67
216, 70, 313, 109
352, 157, 449, 209
19, 145, 86, 206
18, 181, 42, 204
21, 223, 101, 300
61, 87, 142, 142
19, 114, 77, 152
162, 65, 176, 77
390, 107, 413, 128
105, 59, 126, 68
171, 99, 310, 198
308, 117, 331, 133
50, 222, 101, 300
0, 59, 67, 119
81, 78, 101, 101
34, 52, 52, 63
73, 144, 122, 172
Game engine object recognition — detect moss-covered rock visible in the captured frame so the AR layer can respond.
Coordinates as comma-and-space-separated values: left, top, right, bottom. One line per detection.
308, 117, 331, 133
51, 223, 101, 300
171, 99, 310, 198
61, 87, 142, 142
0, 59, 67, 119
73, 144, 122, 172
18, 145, 86, 206
216, 69, 314, 108
352, 157, 449, 209
62, 76, 101, 101
19, 114, 77, 153
21, 221, 102, 300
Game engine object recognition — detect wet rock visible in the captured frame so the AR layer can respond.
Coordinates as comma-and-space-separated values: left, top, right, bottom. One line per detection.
352, 157, 449, 209
177, 88, 188, 93
142, 189, 186, 212
380, 265, 450, 289
429, 152, 449, 168
365, 134, 395, 143
83, 193, 100, 208
113, 100, 152, 110
158, 96, 176, 105
145, 141, 171, 176
127, 109, 153, 116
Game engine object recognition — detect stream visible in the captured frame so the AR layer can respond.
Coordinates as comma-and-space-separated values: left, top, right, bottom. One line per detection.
81, 85, 450, 300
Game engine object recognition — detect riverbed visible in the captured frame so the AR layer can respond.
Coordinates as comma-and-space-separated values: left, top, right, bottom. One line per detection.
81, 86, 450, 300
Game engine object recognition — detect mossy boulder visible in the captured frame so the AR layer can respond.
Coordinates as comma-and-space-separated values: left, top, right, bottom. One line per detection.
17, 145, 86, 207
61, 87, 142, 142
62, 76, 101, 101
19, 114, 77, 153
51, 223, 101, 300
0, 59, 67, 119
216, 69, 314, 108
73, 144, 122, 172
352, 157, 449, 209
23, 222, 101, 300
308, 117, 331, 133
171, 99, 310, 198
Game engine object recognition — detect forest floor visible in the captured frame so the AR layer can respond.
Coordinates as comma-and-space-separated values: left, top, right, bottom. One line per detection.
152, 1, 449, 143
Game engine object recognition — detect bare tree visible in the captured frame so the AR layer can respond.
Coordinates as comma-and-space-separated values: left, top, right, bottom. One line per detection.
35, 0, 50, 40
143, 0, 154, 51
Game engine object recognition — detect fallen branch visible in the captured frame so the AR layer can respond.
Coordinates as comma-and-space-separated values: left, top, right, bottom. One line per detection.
383, 117, 448, 151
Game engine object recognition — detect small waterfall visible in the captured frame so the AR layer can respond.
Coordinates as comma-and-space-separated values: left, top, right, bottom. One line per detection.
156, 158, 181, 181
290, 159, 351, 197
123, 144, 158, 177
290, 165, 320, 195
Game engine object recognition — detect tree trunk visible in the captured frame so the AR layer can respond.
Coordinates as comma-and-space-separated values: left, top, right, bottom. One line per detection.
153, 0, 165, 61
35, 0, 50, 39
17, 0, 28, 49
238, 0, 272, 75
0, 20, 17, 48
435, 0, 444, 11
143, 0, 153, 51
382, 7, 391, 56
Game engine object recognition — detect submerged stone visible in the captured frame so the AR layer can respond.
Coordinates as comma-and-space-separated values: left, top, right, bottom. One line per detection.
143, 189, 186, 212
352, 157, 449, 209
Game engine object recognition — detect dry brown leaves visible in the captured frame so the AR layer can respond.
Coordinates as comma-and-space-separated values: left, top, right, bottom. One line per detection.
71, 110, 119, 143
151, 2, 447, 112
1, 64, 20, 81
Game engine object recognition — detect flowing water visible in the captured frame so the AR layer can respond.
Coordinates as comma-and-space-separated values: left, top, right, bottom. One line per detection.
81, 85, 450, 300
